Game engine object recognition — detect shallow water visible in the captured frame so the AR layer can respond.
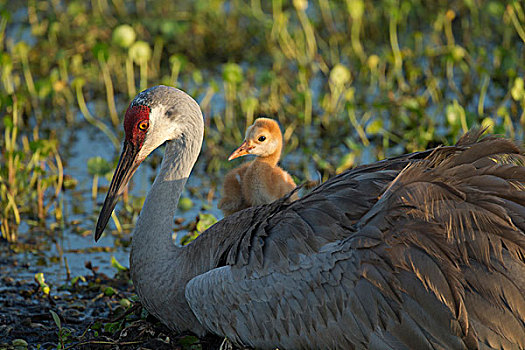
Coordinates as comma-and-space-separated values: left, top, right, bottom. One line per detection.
5, 117, 223, 287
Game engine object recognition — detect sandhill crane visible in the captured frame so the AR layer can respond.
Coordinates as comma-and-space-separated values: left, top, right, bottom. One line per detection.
219, 117, 296, 216
95, 85, 525, 349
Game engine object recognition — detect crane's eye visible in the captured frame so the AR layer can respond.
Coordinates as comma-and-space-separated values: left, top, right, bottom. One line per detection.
138, 120, 149, 131
258, 136, 266, 142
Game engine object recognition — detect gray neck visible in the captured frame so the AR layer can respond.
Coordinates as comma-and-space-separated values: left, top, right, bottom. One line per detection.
132, 137, 191, 254
129, 127, 205, 333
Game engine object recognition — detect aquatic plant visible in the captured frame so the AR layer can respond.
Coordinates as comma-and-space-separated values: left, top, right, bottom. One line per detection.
1, 97, 64, 241
0, 0, 523, 241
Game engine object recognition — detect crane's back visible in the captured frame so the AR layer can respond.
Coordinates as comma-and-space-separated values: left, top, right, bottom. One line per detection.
187, 132, 525, 349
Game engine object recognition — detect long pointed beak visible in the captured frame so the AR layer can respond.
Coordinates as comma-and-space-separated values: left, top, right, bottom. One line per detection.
94, 141, 141, 241
228, 141, 253, 161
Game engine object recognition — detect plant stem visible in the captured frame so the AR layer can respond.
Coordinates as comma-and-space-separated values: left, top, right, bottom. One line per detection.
99, 56, 120, 126
75, 83, 120, 148
126, 56, 136, 98
92, 175, 98, 200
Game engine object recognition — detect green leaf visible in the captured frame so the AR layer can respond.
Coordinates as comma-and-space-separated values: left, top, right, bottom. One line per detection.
35, 272, 45, 285
336, 153, 355, 174
35, 78, 53, 99
365, 119, 383, 135
67, 2, 86, 16
223, 63, 243, 84
129, 41, 152, 63
0, 10, 12, 22
91, 321, 103, 330
103, 321, 122, 334
11, 339, 28, 350
87, 157, 112, 176
450, 45, 465, 62
179, 335, 199, 348
3, 116, 14, 129
112, 24, 136, 49
402, 97, 420, 111
103, 286, 116, 296
63, 176, 78, 189
481, 117, 495, 133
42, 285, 50, 295
178, 197, 194, 211
14, 42, 30, 57
71, 275, 86, 285
0, 53, 12, 68
330, 64, 351, 86
511, 77, 524, 101
367, 54, 380, 69
29, 139, 57, 156
50, 310, 61, 329
110, 256, 127, 271
71, 77, 86, 89
161, 21, 188, 37
169, 54, 188, 70
196, 213, 218, 233
496, 105, 508, 117
92, 42, 109, 62
193, 70, 203, 84
487, 1, 504, 17
180, 231, 199, 246
119, 298, 131, 308
446, 100, 464, 126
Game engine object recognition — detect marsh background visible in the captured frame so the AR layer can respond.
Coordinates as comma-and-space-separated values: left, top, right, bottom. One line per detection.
1, 0, 524, 348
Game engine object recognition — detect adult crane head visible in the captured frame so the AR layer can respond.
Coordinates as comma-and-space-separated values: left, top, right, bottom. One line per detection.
94, 85, 203, 241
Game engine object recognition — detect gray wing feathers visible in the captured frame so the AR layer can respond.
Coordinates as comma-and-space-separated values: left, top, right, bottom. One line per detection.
187, 247, 364, 349
186, 133, 525, 349
361, 137, 525, 348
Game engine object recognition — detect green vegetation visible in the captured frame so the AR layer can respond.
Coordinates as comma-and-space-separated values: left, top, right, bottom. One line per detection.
0, 0, 524, 346
1, 102, 64, 241
1, 0, 525, 240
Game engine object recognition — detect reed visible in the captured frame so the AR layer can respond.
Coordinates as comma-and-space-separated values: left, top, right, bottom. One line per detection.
0, 0, 523, 242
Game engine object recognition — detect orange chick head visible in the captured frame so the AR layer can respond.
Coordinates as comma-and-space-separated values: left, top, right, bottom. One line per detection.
228, 118, 283, 161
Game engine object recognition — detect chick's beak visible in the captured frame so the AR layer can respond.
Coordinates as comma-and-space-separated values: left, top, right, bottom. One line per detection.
228, 141, 254, 161
94, 141, 142, 241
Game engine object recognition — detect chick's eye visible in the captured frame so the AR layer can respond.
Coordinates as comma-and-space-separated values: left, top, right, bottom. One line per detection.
258, 136, 266, 142
138, 120, 149, 131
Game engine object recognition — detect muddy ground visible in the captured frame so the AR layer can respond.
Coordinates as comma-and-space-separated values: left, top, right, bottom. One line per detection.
0, 243, 229, 350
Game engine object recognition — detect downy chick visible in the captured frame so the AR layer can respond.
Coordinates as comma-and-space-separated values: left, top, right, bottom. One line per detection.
218, 118, 296, 216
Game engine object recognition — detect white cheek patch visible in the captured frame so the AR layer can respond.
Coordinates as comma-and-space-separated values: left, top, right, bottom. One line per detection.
148, 105, 162, 130
138, 105, 181, 160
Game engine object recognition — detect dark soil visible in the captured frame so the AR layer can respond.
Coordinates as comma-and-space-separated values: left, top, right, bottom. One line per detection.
0, 244, 227, 350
